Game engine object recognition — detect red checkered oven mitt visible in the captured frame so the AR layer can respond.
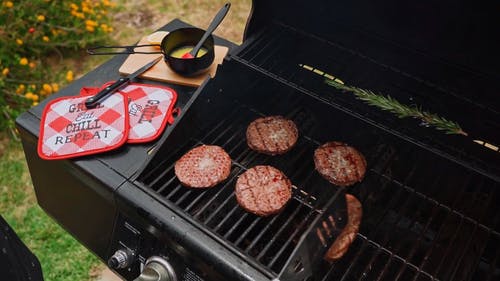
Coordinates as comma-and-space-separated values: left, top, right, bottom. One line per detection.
38, 92, 129, 160
117, 83, 178, 143
83, 82, 178, 143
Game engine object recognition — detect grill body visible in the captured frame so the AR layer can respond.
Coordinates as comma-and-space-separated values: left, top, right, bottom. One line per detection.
16, 1, 500, 281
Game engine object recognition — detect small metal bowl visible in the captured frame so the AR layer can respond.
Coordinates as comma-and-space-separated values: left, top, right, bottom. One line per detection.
161, 27, 215, 77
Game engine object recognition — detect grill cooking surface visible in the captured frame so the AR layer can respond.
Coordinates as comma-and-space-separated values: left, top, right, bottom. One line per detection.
138, 101, 347, 277
234, 22, 499, 177
137, 57, 500, 280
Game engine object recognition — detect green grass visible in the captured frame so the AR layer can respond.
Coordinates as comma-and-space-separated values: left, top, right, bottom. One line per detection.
0, 139, 101, 281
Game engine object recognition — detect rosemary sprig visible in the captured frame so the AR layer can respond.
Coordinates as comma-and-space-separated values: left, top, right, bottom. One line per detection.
325, 79, 467, 136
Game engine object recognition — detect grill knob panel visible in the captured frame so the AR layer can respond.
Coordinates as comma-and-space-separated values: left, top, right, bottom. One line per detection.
134, 256, 177, 281
108, 249, 132, 269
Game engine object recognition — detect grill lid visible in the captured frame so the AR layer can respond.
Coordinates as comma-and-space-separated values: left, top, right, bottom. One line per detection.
245, 0, 500, 80
240, 0, 500, 150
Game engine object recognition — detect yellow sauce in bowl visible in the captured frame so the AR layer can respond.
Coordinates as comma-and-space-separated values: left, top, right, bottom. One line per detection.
170, 46, 208, 58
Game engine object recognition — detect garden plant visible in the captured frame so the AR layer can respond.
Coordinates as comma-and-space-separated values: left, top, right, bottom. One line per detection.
0, 0, 115, 137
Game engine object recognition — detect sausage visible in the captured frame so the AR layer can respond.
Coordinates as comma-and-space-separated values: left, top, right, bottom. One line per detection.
324, 194, 362, 262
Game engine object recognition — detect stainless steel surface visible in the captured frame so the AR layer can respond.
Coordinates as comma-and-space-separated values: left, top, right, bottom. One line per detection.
133, 256, 178, 281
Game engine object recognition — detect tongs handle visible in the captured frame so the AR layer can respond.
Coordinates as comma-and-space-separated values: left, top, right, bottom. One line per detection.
87, 44, 162, 55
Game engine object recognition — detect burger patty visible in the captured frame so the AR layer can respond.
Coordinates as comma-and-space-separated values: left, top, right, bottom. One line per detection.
174, 145, 232, 188
246, 116, 299, 155
314, 141, 367, 186
235, 165, 292, 216
324, 194, 362, 262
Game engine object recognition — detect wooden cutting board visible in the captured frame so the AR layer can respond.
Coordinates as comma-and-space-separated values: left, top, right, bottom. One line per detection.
119, 32, 229, 87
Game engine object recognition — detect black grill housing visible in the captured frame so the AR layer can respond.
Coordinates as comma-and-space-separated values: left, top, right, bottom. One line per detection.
16, 1, 500, 280
134, 1, 500, 279
136, 57, 499, 280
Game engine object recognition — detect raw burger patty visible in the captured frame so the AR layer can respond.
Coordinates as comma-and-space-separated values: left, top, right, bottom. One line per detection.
314, 141, 367, 186
246, 116, 299, 155
235, 165, 292, 216
175, 145, 231, 188
324, 194, 362, 262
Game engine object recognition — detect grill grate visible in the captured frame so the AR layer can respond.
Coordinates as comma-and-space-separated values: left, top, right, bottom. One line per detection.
234, 22, 500, 179
138, 100, 346, 277
138, 43, 500, 280
315, 143, 500, 280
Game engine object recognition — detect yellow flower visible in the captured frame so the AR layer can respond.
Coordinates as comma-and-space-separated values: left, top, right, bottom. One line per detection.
25, 92, 34, 99
31, 94, 39, 101
32, 102, 39, 107
3, 1, 13, 8
16, 39, 23, 45
102, 0, 116, 8
66, 70, 74, 82
19, 58, 28, 65
85, 20, 98, 27
29, 62, 36, 69
70, 3, 78, 10
82, 6, 92, 14
42, 83, 52, 95
51, 83, 59, 92
86, 25, 95, 32
100, 24, 110, 33
1, 68, 9, 76
30, 84, 37, 90
42, 36, 50, 42
16, 84, 25, 94
37, 15, 46, 22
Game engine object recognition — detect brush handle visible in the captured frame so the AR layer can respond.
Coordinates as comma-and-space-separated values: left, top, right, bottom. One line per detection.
189, 3, 231, 58
85, 77, 129, 108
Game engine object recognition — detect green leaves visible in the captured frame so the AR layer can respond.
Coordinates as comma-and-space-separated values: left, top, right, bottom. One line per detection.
0, 0, 116, 137
325, 79, 467, 136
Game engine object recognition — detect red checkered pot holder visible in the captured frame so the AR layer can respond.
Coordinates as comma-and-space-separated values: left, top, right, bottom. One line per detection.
118, 83, 178, 143
38, 92, 129, 160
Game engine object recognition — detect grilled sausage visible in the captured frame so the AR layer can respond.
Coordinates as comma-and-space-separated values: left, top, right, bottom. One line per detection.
314, 141, 367, 186
246, 116, 299, 155
235, 165, 292, 216
324, 194, 362, 262
175, 145, 231, 188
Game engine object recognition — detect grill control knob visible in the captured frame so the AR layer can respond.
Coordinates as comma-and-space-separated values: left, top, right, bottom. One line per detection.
108, 249, 133, 269
134, 256, 177, 281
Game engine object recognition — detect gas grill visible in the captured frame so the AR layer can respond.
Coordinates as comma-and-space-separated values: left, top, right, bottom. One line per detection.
16, 1, 500, 280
